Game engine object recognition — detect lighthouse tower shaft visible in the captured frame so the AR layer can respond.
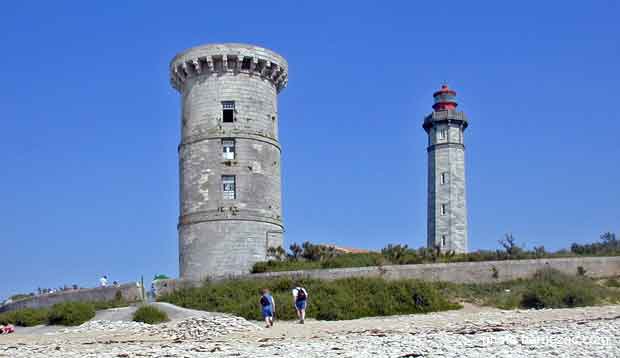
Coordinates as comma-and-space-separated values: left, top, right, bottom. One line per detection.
423, 85, 468, 253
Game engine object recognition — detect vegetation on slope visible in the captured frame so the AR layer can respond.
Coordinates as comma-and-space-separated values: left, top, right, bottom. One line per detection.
438, 269, 620, 310
159, 276, 461, 321
252, 232, 620, 273
0, 298, 132, 327
159, 269, 620, 321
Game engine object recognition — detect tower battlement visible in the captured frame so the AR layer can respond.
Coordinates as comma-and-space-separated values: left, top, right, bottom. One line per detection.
170, 43, 288, 93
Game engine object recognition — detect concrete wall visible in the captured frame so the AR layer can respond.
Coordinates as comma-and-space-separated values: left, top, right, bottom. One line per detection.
0, 283, 143, 313
171, 43, 288, 279
154, 256, 620, 297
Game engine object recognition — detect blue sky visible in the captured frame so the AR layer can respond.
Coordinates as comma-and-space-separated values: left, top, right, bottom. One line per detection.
1, 1, 618, 300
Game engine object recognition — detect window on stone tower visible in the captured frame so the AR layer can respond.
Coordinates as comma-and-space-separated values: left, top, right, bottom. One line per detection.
442, 235, 447, 247
440, 172, 447, 185
222, 101, 235, 123
439, 128, 448, 141
222, 175, 236, 200
222, 139, 235, 160
441, 204, 447, 216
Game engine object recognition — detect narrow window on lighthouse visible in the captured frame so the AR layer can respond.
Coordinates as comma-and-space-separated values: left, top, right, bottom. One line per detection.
222, 101, 235, 123
222, 175, 236, 200
440, 204, 447, 216
439, 128, 447, 141
442, 235, 447, 247
222, 139, 235, 160
440, 172, 447, 185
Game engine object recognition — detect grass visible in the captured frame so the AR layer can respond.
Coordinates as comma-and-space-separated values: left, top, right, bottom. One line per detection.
0, 298, 134, 327
132, 305, 169, 324
159, 276, 461, 321
438, 269, 620, 310
159, 269, 620, 320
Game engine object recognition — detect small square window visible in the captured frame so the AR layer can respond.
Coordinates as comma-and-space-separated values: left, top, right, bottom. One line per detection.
222, 175, 236, 200
222, 101, 235, 123
440, 203, 447, 216
222, 139, 235, 160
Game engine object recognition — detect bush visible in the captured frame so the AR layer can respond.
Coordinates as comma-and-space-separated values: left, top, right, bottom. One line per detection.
438, 268, 619, 310
91, 296, 128, 310
159, 276, 461, 321
321, 253, 385, 269
48, 302, 96, 326
605, 278, 620, 288
250, 233, 620, 274
0, 308, 49, 326
132, 305, 169, 324
518, 269, 597, 309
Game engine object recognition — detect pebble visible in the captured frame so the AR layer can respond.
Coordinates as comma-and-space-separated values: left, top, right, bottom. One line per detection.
1, 306, 618, 357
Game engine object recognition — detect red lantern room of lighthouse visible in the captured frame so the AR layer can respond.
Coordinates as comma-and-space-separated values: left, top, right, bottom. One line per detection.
432, 84, 458, 111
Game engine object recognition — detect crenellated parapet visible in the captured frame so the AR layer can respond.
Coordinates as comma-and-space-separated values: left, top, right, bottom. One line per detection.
169, 43, 288, 93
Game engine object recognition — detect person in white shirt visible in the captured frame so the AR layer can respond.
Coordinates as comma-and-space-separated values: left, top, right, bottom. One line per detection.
99, 275, 108, 287
292, 285, 308, 324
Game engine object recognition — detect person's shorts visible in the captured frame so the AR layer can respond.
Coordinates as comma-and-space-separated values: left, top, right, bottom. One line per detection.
261, 306, 273, 318
295, 299, 307, 310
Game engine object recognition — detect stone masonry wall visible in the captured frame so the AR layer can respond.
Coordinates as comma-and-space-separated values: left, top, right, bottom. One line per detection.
0, 283, 143, 313
154, 256, 620, 296
171, 43, 288, 279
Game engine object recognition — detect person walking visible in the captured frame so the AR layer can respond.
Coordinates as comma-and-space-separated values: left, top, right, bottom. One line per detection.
259, 288, 275, 328
292, 285, 308, 324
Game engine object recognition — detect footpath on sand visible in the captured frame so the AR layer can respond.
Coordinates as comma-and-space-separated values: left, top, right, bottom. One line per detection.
1, 303, 619, 357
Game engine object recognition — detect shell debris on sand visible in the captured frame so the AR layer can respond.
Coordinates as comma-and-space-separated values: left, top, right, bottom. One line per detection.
52, 314, 261, 340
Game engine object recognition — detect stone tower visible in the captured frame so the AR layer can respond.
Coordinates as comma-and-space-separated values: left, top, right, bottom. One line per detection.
169, 43, 288, 279
423, 85, 469, 253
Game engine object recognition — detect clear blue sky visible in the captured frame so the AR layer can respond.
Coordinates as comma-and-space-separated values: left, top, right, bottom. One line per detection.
1, 1, 618, 300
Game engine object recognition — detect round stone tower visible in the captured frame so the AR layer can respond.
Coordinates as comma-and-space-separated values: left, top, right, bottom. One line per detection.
169, 43, 288, 279
423, 85, 469, 253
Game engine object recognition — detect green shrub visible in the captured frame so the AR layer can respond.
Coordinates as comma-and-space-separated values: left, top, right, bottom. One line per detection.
321, 253, 385, 269
91, 297, 128, 310
438, 268, 618, 310
250, 233, 619, 274
160, 276, 460, 321
577, 266, 587, 276
517, 269, 597, 309
132, 305, 169, 324
0, 308, 49, 326
605, 278, 620, 288
48, 302, 95, 326
251, 260, 321, 273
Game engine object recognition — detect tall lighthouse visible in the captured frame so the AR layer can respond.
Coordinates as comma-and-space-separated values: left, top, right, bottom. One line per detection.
423, 85, 469, 253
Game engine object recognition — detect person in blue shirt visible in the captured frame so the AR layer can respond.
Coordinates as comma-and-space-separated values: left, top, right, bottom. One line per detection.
259, 288, 275, 327
292, 285, 308, 324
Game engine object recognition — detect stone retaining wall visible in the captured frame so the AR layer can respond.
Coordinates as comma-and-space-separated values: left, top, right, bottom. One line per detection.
154, 256, 620, 296
0, 283, 143, 313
